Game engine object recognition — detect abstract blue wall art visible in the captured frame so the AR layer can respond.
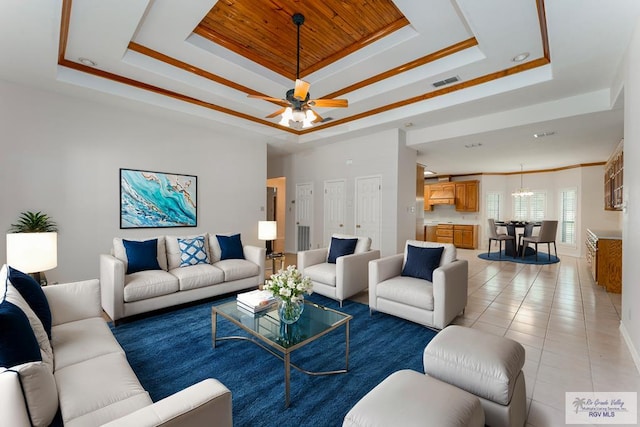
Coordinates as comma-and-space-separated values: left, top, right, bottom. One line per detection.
120, 168, 197, 228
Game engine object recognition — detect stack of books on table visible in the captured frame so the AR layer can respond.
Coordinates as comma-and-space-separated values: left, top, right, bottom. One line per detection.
237, 289, 277, 314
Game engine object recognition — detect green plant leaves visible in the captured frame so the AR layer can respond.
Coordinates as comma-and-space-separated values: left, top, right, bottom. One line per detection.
8, 211, 58, 233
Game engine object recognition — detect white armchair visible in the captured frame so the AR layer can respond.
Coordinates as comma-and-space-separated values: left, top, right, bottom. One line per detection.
369, 241, 468, 329
298, 234, 380, 306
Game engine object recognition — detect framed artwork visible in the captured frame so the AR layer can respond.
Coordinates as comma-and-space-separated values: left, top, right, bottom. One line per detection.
120, 168, 197, 228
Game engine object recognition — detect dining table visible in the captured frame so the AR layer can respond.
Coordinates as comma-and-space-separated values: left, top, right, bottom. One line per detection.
495, 221, 541, 257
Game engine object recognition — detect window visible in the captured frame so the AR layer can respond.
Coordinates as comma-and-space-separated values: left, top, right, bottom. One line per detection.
513, 191, 546, 221
560, 188, 577, 245
486, 192, 502, 220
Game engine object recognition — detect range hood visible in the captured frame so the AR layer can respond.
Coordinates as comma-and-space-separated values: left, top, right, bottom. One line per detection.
429, 189, 455, 205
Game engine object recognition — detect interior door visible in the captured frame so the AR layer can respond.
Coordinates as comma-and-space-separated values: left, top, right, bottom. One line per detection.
355, 176, 381, 249
324, 179, 346, 246
295, 183, 313, 251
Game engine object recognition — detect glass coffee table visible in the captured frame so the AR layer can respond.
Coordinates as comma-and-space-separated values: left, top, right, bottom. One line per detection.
211, 299, 352, 408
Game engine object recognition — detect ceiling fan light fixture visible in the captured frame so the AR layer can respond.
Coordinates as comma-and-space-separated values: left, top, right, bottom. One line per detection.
291, 109, 306, 122
279, 107, 293, 126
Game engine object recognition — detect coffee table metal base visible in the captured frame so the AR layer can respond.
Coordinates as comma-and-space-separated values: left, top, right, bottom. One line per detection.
211, 308, 350, 408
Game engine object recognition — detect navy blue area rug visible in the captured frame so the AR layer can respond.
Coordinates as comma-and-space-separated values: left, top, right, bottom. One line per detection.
110, 294, 437, 427
478, 250, 559, 265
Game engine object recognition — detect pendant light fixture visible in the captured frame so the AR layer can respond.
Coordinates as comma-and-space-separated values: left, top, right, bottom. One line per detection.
512, 164, 534, 197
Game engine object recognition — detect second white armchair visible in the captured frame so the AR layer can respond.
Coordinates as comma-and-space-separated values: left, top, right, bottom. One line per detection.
298, 234, 380, 306
369, 241, 468, 329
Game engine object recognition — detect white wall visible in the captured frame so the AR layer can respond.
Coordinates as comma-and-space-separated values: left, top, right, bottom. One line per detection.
0, 81, 267, 282
276, 128, 415, 257
621, 17, 640, 369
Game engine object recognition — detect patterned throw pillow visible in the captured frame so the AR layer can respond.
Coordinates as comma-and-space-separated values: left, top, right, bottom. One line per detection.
178, 236, 209, 267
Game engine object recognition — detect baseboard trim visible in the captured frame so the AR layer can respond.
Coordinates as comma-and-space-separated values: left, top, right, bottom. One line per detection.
620, 322, 640, 375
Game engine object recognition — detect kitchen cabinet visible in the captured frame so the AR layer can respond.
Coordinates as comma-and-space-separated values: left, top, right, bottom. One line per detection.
424, 225, 438, 242
604, 139, 623, 211
423, 185, 433, 211
435, 224, 478, 249
424, 180, 478, 212
435, 224, 453, 244
586, 229, 622, 293
453, 225, 477, 249
455, 181, 479, 212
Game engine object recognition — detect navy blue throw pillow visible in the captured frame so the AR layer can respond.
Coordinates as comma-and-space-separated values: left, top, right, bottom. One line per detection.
0, 300, 42, 368
123, 239, 160, 274
8, 266, 53, 339
401, 245, 444, 282
217, 234, 245, 260
327, 237, 358, 264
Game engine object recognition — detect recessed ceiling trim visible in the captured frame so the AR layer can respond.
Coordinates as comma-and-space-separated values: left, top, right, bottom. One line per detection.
321, 37, 477, 100
298, 57, 550, 134
57, 0, 552, 135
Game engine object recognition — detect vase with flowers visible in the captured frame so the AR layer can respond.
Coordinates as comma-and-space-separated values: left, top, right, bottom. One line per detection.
263, 265, 313, 324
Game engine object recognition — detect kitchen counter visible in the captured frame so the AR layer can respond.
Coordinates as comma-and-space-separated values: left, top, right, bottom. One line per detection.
587, 229, 622, 240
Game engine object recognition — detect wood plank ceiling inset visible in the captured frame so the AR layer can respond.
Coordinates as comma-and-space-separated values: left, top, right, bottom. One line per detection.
194, 0, 409, 80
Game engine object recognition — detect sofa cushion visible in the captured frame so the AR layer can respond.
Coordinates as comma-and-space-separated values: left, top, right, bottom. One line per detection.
55, 352, 151, 426
0, 300, 41, 368
332, 233, 371, 254
216, 234, 245, 260
327, 237, 358, 263
169, 264, 225, 291
123, 270, 179, 302
51, 317, 124, 371
214, 259, 260, 282
303, 263, 337, 287
178, 236, 209, 266
165, 234, 211, 270
401, 245, 444, 282
4, 362, 59, 427
1, 266, 54, 371
113, 237, 168, 271
376, 276, 434, 311
122, 239, 161, 274
7, 266, 52, 339
403, 240, 456, 268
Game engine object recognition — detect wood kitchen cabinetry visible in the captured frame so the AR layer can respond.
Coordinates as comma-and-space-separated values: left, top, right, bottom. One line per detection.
424, 180, 479, 212
434, 224, 478, 249
586, 229, 622, 293
604, 139, 623, 211
455, 181, 479, 212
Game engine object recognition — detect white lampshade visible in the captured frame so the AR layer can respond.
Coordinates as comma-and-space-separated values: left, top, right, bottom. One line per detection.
258, 221, 277, 241
6, 232, 58, 273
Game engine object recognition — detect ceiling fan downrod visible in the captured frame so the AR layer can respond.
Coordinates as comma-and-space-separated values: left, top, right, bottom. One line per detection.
292, 13, 305, 80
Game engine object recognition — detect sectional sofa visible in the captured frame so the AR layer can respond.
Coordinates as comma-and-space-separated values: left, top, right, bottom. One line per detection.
100, 233, 265, 323
0, 265, 233, 427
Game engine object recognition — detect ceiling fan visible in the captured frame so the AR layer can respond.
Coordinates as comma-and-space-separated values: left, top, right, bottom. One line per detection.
248, 13, 348, 128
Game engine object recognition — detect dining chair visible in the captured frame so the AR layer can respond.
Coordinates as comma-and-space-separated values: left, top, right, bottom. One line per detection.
517, 223, 535, 256
487, 218, 515, 259
521, 220, 558, 261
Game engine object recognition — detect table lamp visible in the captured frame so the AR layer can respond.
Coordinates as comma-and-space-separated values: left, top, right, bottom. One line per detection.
258, 221, 277, 256
6, 232, 58, 286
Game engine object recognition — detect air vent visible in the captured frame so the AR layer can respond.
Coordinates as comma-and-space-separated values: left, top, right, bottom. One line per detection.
432, 76, 460, 88
320, 117, 334, 123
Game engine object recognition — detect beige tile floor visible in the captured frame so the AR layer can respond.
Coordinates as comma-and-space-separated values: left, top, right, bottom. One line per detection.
284, 249, 640, 426
451, 249, 640, 426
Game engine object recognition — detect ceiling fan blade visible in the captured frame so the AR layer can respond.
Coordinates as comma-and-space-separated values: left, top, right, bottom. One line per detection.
265, 107, 286, 119
308, 98, 348, 108
247, 94, 290, 107
293, 79, 311, 100
310, 109, 324, 123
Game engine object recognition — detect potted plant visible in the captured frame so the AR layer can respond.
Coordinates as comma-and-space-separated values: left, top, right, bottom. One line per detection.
7, 211, 58, 285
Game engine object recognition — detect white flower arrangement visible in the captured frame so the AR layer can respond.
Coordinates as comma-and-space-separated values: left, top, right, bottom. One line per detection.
263, 265, 313, 303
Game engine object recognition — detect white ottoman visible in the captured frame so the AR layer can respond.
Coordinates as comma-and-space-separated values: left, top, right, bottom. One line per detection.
423, 325, 527, 427
343, 369, 484, 427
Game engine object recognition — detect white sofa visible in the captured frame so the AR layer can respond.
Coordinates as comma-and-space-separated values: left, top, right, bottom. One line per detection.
298, 234, 380, 306
0, 266, 233, 427
369, 241, 468, 329
101, 233, 265, 323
